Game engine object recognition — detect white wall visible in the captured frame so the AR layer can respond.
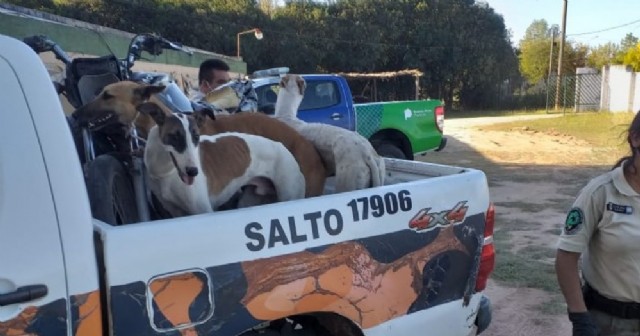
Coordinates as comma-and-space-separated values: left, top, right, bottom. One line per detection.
634, 74, 640, 113
605, 65, 635, 112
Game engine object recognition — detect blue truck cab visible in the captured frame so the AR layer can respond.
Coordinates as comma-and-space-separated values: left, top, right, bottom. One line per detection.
254, 73, 356, 130
251, 68, 447, 160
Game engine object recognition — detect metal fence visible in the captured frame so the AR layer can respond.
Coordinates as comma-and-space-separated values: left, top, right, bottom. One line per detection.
545, 73, 602, 112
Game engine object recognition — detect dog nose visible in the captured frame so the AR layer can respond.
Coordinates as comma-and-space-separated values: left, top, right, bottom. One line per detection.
186, 167, 198, 177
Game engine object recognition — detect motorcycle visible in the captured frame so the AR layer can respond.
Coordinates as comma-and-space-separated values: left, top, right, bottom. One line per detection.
23, 33, 195, 225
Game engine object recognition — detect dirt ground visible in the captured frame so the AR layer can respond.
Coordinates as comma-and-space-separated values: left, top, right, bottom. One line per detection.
417, 114, 617, 336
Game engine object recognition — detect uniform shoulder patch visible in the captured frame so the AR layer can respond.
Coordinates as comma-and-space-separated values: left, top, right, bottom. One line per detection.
564, 207, 584, 235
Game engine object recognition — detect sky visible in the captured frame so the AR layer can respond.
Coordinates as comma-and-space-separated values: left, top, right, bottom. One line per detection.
484, 0, 640, 47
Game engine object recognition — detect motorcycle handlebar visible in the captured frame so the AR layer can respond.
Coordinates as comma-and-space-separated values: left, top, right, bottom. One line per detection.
125, 34, 192, 69
23, 35, 73, 65
159, 37, 193, 55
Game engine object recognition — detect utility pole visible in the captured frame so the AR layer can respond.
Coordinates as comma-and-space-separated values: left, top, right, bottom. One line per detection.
546, 26, 558, 113
554, 0, 568, 110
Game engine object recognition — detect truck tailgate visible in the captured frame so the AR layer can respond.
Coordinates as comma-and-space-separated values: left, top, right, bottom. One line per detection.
93, 159, 491, 335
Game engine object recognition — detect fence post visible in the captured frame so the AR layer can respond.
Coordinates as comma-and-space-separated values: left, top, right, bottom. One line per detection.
629, 70, 636, 113
600, 66, 608, 112
545, 78, 550, 113
563, 76, 568, 115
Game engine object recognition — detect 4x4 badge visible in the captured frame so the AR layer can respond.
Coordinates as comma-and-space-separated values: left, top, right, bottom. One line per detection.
409, 201, 469, 231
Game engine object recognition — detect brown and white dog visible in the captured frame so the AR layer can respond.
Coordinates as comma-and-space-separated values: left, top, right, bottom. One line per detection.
274, 74, 386, 192
138, 102, 306, 216
196, 111, 327, 198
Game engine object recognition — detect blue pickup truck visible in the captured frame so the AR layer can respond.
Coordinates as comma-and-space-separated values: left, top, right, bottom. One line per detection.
251, 68, 447, 160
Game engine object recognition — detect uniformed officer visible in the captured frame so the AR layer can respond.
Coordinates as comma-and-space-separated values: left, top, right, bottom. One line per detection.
555, 111, 640, 336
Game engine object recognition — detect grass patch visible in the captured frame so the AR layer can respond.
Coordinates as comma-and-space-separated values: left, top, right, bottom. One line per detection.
493, 230, 560, 294
537, 294, 567, 315
481, 112, 635, 155
446, 109, 553, 119
519, 245, 556, 260
497, 201, 550, 213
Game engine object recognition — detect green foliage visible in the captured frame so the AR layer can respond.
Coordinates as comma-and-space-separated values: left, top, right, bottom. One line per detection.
6, 0, 521, 110
620, 33, 638, 51
615, 33, 639, 63
623, 43, 640, 71
517, 19, 587, 84
587, 42, 621, 70
522, 19, 550, 41
519, 38, 553, 83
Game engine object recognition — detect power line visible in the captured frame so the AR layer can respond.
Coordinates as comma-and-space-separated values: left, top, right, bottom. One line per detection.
567, 18, 640, 37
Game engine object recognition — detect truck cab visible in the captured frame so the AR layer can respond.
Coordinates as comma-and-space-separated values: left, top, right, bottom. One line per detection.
254, 73, 357, 131
252, 68, 447, 161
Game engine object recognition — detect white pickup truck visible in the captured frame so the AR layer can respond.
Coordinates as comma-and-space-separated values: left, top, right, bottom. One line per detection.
0, 34, 494, 336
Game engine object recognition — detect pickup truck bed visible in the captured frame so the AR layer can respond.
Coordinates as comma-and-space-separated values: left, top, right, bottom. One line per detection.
0, 34, 493, 336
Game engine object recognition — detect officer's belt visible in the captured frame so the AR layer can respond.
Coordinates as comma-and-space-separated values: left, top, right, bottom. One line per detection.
584, 282, 640, 319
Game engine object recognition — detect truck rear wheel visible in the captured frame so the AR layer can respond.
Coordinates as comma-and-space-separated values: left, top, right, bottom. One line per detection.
375, 142, 407, 160
85, 154, 139, 225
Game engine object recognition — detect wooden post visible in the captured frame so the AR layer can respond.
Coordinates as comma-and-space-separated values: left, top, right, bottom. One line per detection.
415, 75, 420, 100
554, 0, 568, 110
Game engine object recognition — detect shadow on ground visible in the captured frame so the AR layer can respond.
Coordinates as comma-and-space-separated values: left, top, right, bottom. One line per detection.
415, 135, 613, 335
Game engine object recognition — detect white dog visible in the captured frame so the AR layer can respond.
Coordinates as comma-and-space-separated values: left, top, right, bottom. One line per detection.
274, 74, 386, 192
139, 102, 306, 216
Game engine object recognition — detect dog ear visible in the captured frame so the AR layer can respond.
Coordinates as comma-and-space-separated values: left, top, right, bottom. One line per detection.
137, 102, 166, 125
194, 107, 215, 125
194, 110, 208, 128
296, 77, 306, 95
135, 84, 166, 101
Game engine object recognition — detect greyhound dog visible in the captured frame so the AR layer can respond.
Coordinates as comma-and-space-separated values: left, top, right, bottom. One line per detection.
138, 102, 306, 214
196, 110, 328, 198
139, 102, 212, 217
71, 81, 166, 141
274, 74, 386, 192
71, 80, 255, 141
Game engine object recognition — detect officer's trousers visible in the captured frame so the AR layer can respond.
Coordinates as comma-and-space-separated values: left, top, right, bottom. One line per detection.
591, 309, 640, 335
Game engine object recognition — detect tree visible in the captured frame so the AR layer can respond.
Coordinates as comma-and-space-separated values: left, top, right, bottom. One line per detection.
620, 33, 638, 51
587, 42, 621, 70
522, 19, 550, 41
614, 33, 638, 63
623, 43, 640, 71
518, 20, 554, 83
6, 0, 520, 110
518, 19, 592, 84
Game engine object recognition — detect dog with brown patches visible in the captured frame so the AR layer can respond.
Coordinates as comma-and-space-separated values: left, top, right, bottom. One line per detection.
196, 111, 327, 198
139, 102, 306, 215
274, 74, 386, 192
139, 104, 211, 217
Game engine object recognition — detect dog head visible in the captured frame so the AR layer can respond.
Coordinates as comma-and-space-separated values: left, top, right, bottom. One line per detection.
279, 74, 306, 96
72, 81, 166, 131
138, 102, 203, 185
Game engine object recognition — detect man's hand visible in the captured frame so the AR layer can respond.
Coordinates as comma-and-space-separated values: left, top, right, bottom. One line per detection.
568, 311, 598, 336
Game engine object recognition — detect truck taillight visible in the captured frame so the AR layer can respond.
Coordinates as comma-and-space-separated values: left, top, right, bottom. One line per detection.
475, 202, 495, 292
434, 106, 445, 133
